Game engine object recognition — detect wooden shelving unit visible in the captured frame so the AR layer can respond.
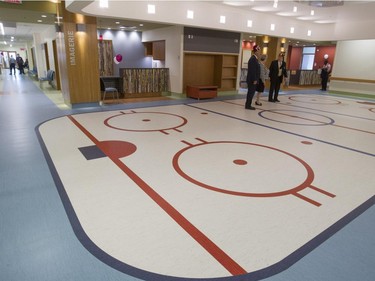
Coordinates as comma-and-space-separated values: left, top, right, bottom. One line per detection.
143, 40, 165, 60
184, 52, 238, 92
218, 54, 238, 90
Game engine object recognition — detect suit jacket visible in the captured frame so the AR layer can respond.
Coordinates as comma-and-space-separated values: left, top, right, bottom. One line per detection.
269, 59, 287, 82
246, 55, 260, 85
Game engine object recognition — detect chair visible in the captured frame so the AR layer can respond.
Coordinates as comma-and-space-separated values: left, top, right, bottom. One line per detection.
39, 70, 55, 88
100, 78, 119, 100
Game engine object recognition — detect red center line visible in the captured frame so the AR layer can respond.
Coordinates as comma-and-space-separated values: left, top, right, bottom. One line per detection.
67, 115, 247, 276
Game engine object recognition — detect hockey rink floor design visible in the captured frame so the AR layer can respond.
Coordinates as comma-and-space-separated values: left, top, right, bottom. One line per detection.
37, 94, 375, 281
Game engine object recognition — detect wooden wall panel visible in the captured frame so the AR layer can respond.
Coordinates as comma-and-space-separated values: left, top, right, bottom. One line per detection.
98, 40, 113, 76
58, 4, 100, 105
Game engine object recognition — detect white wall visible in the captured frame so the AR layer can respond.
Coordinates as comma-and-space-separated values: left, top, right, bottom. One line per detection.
142, 26, 184, 94
80, 1, 375, 42
330, 39, 375, 95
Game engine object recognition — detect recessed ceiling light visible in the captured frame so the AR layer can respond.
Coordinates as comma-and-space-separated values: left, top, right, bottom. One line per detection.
220, 15, 226, 24
115, 21, 120, 24
41, 15, 47, 18
247, 20, 253, 27
148, 4, 155, 14
37, 20, 42, 23
187, 10, 194, 19
99, 0, 108, 8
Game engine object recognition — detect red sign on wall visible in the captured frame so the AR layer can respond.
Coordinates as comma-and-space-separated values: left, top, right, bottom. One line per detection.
2, 0, 22, 4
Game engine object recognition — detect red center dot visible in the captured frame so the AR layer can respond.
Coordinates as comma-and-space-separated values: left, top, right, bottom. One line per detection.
233, 159, 247, 165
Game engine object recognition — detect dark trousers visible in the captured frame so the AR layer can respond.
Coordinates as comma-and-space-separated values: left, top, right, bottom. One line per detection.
19, 65, 25, 74
268, 76, 282, 101
321, 75, 328, 90
9, 63, 16, 75
245, 83, 256, 108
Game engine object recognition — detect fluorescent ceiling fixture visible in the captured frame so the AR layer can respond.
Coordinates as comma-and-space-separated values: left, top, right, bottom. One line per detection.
273, 1, 278, 8
311, 10, 315, 16
115, 21, 120, 24
277, 12, 294, 16
297, 16, 312, 21
293, 6, 297, 12
37, 20, 42, 23
252, 6, 275, 12
99, 0, 108, 8
41, 15, 47, 18
223, 1, 248, 7
247, 20, 253, 27
148, 4, 155, 14
0, 23, 4, 35
220, 15, 226, 24
307, 30, 312, 36
270, 23, 275, 31
315, 20, 336, 24
290, 27, 295, 33
187, 10, 194, 19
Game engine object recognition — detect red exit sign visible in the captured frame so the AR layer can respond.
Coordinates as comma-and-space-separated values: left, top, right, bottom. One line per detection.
2, 0, 22, 4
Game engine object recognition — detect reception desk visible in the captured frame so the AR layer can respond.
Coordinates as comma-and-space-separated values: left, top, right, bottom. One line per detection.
119, 68, 170, 98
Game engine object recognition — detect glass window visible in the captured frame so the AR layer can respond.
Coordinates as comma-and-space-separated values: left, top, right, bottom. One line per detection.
301, 54, 315, 70
301, 47, 316, 70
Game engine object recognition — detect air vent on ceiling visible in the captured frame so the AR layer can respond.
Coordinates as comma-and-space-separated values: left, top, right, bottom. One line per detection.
294, 1, 344, 7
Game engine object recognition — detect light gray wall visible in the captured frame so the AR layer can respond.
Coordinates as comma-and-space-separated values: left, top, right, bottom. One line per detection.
330, 39, 375, 95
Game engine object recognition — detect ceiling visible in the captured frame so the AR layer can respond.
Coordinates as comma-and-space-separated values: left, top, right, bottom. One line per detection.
1, 1, 373, 49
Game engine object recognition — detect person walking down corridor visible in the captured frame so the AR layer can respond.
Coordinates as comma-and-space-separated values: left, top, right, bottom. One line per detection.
16, 54, 25, 75
9, 55, 16, 75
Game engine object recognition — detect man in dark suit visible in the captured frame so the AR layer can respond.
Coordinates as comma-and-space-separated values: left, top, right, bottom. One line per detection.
245, 45, 261, 110
268, 52, 288, 102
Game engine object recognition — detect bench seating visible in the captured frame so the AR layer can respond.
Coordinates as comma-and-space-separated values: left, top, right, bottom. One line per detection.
39, 70, 55, 88
186, 85, 218, 99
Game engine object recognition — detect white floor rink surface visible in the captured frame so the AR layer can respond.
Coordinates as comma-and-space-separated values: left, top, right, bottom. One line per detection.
37, 94, 375, 281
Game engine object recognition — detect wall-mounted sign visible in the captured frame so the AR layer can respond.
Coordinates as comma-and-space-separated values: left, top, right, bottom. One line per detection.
2, 0, 22, 4
67, 31, 76, 66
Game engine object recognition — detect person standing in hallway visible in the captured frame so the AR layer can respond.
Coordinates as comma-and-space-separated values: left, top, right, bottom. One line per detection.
245, 44, 261, 110
320, 59, 331, 91
9, 55, 16, 75
16, 54, 25, 75
268, 52, 288, 102
0, 52, 4, 74
255, 54, 269, 106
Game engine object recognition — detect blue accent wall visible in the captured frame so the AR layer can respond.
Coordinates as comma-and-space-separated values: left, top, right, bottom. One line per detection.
98, 29, 152, 75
